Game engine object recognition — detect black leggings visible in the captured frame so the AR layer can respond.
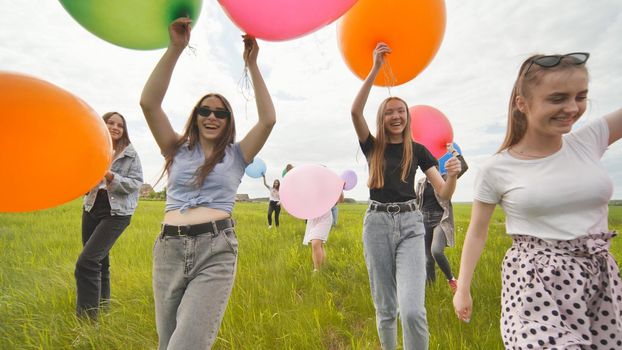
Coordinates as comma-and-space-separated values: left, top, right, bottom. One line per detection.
267, 200, 281, 226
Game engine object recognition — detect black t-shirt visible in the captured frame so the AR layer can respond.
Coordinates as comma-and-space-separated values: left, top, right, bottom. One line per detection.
421, 180, 443, 213
360, 134, 437, 203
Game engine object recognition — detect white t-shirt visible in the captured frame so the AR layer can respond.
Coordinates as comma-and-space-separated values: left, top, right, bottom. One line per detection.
474, 118, 612, 241
269, 188, 280, 202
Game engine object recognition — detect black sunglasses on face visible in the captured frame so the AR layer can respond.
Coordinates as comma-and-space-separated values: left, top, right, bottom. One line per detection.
195, 106, 231, 119
524, 52, 589, 76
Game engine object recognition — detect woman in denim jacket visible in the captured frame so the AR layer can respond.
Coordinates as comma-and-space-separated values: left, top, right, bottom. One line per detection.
140, 18, 276, 349
76, 111, 143, 319
415, 173, 458, 293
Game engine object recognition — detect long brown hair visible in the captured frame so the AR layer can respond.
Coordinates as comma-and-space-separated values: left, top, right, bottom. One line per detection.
102, 112, 131, 155
368, 97, 413, 189
499, 54, 589, 152
160, 93, 236, 187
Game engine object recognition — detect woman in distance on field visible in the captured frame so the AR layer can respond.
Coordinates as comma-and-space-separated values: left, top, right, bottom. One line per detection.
262, 174, 281, 228
140, 17, 276, 349
352, 42, 461, 350
76, 111, 143, 319
453, 52, 622, 349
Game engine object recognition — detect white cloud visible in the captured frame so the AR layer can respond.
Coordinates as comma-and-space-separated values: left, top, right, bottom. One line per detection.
1, 0, 621, 202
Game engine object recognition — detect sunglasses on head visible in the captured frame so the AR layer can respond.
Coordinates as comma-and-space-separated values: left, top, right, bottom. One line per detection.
195, 106, 231, 119
524, 52, 589, 76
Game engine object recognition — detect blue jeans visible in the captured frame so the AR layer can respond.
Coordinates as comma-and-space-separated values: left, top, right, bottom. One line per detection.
422, 211, 454, 282
331, 205, 338, 226
363, 201, 428, 350
152, 227, 238, 350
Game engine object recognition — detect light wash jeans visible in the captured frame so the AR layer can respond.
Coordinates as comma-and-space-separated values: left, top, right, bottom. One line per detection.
152, 227, 238, 350
363, 200, 428, 350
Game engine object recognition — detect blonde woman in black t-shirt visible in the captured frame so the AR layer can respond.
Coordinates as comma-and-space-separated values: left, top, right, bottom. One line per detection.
351, 42, 462, 350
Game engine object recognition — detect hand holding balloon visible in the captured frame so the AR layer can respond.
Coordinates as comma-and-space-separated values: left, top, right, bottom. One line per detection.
169, 17, 192, 49
243, 35, 258, 66
372, 42, 391, 71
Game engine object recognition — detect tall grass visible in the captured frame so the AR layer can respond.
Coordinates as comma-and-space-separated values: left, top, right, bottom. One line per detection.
1, 201, 620, 349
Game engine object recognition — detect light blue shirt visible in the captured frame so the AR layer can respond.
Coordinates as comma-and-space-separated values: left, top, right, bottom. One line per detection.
165, 142, 249, 214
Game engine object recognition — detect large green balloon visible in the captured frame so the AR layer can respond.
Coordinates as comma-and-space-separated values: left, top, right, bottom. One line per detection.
59, 0, 202, 50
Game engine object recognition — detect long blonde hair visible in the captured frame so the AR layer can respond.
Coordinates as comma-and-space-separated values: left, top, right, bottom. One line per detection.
499, 54, 589, 152
368, 97, 413, 189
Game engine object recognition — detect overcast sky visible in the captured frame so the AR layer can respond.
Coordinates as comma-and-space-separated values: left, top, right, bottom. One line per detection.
2, 0, 621, 202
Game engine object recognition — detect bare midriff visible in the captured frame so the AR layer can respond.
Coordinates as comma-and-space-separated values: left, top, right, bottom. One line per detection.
163, 207, 230, 225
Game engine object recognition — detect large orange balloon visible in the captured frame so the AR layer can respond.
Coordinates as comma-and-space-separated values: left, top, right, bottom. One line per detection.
0, 72, 112, 212
338, 0, 446, 86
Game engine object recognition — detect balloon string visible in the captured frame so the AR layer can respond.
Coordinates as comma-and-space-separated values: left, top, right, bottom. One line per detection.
382, 59, 397, 96
186, 43, 197, 57
237, 64, 254, 120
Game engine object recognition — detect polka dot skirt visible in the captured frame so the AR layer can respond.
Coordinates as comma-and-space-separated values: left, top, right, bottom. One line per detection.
500, 232, 622, 350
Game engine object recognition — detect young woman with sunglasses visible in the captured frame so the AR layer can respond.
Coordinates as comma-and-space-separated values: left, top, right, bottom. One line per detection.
352, 42, 462, 350
453, 53, 622, 349
140, 17, 276, 349
76, 111, 143, 319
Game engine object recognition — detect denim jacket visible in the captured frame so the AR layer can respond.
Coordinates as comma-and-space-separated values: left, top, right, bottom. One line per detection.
84, 144, 143, 216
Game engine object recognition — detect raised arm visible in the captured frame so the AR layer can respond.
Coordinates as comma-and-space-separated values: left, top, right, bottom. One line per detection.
239, 36, 276, 163
453, 200, 496, 322
351, 43, 391, 142
139, 17, 190, 156
604, 107, 622, 145
262, 174, 270, 190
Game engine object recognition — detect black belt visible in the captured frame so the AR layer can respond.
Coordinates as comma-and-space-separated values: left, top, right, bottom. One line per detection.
161, 218, 234, 236
369, 202, 417, 213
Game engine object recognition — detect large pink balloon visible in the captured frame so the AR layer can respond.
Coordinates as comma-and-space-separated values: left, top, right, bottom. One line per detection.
280, 165, 344, 219
409, 105, 453, 158
218, 0, 358, 41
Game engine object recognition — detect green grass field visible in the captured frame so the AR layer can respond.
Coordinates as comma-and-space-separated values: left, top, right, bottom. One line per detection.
1, 201, 620, 349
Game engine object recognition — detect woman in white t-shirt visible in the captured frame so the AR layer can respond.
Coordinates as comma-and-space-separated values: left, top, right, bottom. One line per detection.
262, 174, 281, 228
453, 53, 622, 349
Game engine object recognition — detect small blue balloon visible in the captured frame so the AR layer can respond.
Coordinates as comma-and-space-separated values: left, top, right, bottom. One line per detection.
245, 158, 267, 178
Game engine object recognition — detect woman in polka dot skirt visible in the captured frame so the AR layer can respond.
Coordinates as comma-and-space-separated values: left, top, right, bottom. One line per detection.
453, 52, 622, 349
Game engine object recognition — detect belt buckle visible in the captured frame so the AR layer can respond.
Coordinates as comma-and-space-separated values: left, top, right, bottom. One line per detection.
387, 204, 401, 214
176, 225, 191, 236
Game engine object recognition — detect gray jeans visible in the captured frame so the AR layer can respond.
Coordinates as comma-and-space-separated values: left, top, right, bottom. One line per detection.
76, 208, 131, 318
152, 228, 238, 350
363, 201, 428, 350
422, 211, 454, 282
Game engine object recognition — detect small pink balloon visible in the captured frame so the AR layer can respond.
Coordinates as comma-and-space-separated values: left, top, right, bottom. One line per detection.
340, 170, 358, 191
280, 165, 344, 219
218, 0, 358, 41
409, 105, 453, 158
